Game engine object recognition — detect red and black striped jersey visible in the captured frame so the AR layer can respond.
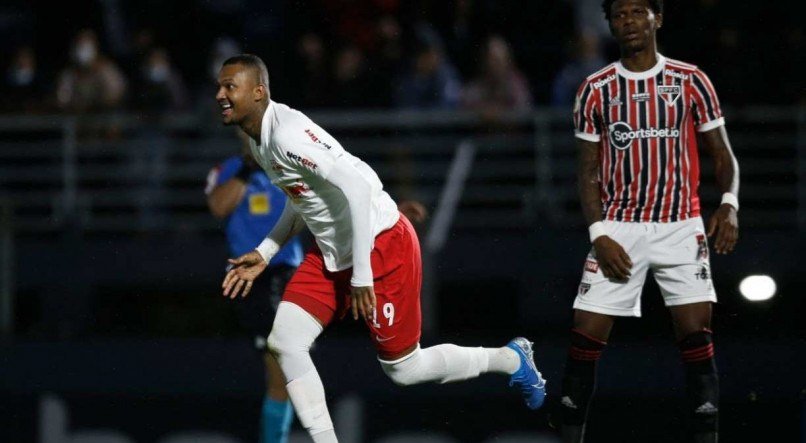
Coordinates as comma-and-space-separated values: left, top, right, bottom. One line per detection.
573, 54, 724, 223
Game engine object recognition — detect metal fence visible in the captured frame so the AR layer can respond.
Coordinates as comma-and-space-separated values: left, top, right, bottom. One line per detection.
0, 107, 803, 234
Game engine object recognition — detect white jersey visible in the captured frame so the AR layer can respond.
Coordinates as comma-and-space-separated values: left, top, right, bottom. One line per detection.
250, 101, 399, 285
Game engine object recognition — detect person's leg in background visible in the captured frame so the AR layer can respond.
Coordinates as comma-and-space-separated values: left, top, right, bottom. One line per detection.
559, 309, 614, 443
260, 353, 293, 443
671, 302, 719, 443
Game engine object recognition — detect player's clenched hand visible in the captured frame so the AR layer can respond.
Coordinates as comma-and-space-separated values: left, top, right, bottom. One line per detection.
593, 236, 633, 280
707, 204, 738, 255
222, 250, 267, 299
350, 286, 376, 321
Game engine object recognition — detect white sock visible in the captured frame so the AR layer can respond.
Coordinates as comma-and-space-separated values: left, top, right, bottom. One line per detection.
484, 346, 521, 375
380, 344, 518, 386
268, 302, 335, 440
312, 430, 338, 443
287, 369, 336, 441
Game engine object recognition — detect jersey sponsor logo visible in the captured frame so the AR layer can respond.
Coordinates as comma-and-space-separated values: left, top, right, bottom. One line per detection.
584, 260, 599, 273
285, 150, 318, 170
592, 74, 616, 89
304, 128, 333, 150
664, 69, 689, 81
282, 182, 310, 200
609, 97, 623, 107
608, 122, 681, 150
658, 84, 682, 106
631, 92, 651, 103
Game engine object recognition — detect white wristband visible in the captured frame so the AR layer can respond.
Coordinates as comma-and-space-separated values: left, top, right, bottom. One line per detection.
255, 238, 281, 264
720, 192, 739, 211
588, 221, 607, 243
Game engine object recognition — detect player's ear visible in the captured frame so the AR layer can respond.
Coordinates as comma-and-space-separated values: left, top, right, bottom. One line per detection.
655, 13, 663, 30
254, 84, 266, 102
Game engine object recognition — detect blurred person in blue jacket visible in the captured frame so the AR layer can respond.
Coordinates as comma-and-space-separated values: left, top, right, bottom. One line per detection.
206, 133, 304, 443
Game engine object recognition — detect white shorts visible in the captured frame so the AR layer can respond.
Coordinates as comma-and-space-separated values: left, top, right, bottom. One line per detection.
573, 217, 717, 317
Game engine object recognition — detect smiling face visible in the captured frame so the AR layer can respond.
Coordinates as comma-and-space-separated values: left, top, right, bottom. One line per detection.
215, 63, 266, 126
608, 0, 662, 54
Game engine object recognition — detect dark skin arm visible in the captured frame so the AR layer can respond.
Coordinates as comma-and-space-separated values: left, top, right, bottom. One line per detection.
577, 138, 633, 280
698, 126, 739, 254
207, 178, 247, 219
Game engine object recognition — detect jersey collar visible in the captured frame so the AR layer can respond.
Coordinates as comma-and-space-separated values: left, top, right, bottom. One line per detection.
259, 100, 276, 147
615, 53, 666, 80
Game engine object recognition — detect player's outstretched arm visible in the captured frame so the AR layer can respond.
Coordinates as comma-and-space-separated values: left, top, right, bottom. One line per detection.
222, 250, 267, 298
699, 126, 739, 254
222, 202, 303, 299
577, 139, 632, 280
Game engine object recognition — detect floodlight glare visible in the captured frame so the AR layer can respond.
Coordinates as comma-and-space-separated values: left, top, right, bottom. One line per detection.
739, 275, 776, 301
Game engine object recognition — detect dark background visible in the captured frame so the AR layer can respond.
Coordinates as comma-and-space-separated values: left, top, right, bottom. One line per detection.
0, 0, 804, 442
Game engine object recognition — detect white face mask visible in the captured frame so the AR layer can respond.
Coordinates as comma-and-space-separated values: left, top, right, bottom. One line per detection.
147, 64, 169, 83
210, 57, 226, 80
73, 42, 97, 66
11, 68, 34, 86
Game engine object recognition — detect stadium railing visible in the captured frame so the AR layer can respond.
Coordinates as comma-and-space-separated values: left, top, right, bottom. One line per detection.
0, 107, 802, 234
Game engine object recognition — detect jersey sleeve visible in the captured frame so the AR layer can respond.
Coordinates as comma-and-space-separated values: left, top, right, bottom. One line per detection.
274, 125, 343, 179
690, 69, 725, 132
573, 80, 601, 142
204, 156, 242, 196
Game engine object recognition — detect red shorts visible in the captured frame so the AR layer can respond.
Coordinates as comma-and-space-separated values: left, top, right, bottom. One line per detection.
282, 213, 422, 359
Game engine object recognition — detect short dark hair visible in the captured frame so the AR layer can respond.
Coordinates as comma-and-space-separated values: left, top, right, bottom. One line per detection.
602, 0, 663, 21
222, 54, 270, 87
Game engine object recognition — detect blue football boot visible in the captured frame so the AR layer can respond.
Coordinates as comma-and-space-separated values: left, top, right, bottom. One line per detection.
506, 337, 547, 410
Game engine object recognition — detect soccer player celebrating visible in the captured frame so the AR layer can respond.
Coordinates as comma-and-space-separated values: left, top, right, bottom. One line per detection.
560, 1, 739, 442
216, 54, 546, 442
206, 140, 304, 443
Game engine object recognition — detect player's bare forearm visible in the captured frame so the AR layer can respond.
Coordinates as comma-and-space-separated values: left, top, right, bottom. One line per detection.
700, 126, 739, 196
577, 139, 604, 226
700, 126, 740, 253
207, 179, 247, 219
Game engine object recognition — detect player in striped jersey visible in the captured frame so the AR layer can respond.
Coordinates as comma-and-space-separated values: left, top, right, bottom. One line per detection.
559, 1, 739, 442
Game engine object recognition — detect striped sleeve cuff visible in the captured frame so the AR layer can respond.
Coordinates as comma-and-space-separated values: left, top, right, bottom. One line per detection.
697, 117, 725, 133
574, 131, 601, 142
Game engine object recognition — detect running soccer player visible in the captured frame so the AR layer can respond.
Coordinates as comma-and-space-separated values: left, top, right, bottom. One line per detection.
215, 54, 546, 442
206, 140, 304, 443
559, 1, 739, 442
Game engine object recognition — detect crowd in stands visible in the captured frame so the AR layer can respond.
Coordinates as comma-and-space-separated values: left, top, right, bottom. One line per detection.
0, 0, 800, 115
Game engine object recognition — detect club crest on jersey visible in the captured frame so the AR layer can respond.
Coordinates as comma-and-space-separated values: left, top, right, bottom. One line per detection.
658, 85, 681, 106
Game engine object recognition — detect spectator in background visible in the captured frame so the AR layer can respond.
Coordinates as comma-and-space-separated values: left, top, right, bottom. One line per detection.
395, 27, 461, 109
133, 47, 189, 112
331, 45, 373, 107
551, 30, 605, 107
367, 15, 403, 108
2, 46, 46, 113
462, 35, 532, 112
295, 32, 331, 109
56, 29, 127, 113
